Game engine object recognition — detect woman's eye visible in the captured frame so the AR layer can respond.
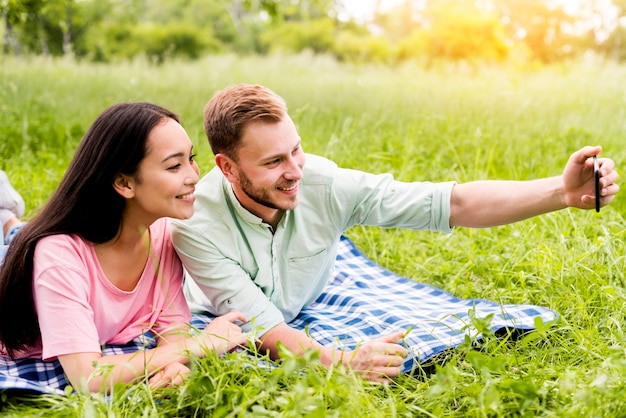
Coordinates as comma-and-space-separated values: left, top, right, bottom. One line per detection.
168, 164, 181, 170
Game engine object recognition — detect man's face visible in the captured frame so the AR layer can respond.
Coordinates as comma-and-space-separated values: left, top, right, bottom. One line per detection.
227, 115, 306, 223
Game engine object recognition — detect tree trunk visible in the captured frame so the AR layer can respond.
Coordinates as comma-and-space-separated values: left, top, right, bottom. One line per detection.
3, 12, 21, 55
62, 5, 73, 56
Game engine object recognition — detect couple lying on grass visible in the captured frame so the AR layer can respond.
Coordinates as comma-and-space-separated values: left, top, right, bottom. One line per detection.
0, 84, 619, 394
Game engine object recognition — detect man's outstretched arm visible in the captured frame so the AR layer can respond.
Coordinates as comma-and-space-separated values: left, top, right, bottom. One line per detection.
259, 322, 408, 383
449, 145, 619, 228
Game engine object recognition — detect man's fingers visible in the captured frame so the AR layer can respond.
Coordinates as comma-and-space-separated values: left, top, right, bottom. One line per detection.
572, 145, 601, 165
599, 162, 619, 187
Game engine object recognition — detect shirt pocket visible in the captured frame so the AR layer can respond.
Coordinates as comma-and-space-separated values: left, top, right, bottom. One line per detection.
286, 248, 331, 304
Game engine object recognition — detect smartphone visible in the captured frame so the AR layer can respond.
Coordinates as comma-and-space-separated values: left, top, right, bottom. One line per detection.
594, 155, 600, 213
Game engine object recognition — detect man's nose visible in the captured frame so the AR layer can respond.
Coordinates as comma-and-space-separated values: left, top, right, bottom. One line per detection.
284, 156, 303, 180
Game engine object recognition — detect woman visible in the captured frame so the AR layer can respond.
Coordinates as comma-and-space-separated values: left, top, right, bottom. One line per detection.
0, 103, 247, 393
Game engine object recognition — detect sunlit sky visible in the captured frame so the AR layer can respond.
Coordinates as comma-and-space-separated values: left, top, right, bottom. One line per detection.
339, 0, 620, 36
340, 0, 405, 22
340, 0, 617, 20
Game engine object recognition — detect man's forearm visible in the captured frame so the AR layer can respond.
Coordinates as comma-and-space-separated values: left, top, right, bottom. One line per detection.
449, 177, 565, 228
258, 322, 340, 366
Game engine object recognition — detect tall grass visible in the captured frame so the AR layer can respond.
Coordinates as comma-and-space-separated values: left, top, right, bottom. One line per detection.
1, 54, 625, 416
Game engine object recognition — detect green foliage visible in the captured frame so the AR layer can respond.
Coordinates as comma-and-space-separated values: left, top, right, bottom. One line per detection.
332, 31, 394, 64
261, 18, 336, 54
395, 29, 429, 62
1, 55, 626, 416
83, 23, 222, 63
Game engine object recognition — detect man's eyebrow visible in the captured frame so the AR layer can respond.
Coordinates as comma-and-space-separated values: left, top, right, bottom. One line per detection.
256, 139, 301, 164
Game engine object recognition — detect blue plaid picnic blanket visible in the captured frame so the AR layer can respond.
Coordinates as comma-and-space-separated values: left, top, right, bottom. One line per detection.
0, 236, 557, 395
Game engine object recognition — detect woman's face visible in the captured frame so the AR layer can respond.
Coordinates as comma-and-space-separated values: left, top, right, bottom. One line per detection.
124, 118, 199, 224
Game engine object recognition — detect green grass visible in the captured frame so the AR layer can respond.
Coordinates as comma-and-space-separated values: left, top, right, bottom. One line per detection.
1, 54, 626, 416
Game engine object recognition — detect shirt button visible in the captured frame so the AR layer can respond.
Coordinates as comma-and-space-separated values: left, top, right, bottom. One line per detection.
227, 299, 232, 304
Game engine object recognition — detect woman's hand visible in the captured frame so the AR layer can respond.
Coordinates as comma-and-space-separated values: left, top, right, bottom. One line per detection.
198, 310, 248, 354
148, 361, 190, 389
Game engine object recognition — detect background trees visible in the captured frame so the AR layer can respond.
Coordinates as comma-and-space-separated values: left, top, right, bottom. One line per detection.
2, 0, 626, 64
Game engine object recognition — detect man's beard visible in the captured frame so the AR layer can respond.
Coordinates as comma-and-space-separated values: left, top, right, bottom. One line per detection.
239, 169, 298, 211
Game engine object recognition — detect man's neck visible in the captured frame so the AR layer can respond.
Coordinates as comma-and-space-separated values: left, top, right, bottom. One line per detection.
231, 184, 284, 231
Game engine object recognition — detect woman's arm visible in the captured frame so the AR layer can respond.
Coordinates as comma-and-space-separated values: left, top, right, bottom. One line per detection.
58, 311, 247, 393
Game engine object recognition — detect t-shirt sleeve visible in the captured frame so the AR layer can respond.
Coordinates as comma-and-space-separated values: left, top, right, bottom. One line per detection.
34, 239, 102, 360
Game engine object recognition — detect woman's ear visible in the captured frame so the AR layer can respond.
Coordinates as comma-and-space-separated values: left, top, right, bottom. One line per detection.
113, 174, 135, 199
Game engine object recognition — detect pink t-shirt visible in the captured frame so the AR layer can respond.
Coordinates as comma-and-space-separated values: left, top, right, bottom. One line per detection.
27, 218, 191, 361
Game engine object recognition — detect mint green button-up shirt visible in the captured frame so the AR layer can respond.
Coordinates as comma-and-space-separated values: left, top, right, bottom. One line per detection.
171, 154, 455, 335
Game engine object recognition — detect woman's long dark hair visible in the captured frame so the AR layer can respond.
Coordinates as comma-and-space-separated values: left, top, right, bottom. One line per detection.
0, 102, 179, 358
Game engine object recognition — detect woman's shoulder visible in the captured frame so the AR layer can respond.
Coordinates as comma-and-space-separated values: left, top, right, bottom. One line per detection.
34, 233, 95, 266
36, 233, 91, 251
148, 218, 177, 256
148, 217, 171, 243
31, 234, 99, 288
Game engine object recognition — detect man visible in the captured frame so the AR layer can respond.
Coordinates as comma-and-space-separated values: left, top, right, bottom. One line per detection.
171, 84, 620, 382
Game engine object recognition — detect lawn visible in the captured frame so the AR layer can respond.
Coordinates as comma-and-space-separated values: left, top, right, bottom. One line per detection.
1, 54, 625, 417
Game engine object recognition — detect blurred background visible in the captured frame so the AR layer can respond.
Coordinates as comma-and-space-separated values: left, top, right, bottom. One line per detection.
2, 0, 626, 66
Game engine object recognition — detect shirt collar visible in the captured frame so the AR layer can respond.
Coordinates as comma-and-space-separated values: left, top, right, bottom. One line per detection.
223, 177, 264, 225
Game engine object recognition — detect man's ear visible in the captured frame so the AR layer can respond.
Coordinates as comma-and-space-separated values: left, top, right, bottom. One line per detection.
215, 153, 239, 184
113, 174, 135, 199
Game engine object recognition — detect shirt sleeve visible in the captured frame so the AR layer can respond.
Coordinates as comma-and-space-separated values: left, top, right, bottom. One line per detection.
330, 166, 456, 233
34, 263, 102, 361
172, 224, 284, 336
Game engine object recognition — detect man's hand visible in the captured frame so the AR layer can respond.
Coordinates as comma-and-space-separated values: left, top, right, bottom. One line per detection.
340, 331, 408, 383
562, 145, 619, 210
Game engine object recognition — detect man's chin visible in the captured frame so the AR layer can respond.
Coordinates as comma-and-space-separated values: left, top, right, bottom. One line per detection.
280, 197, 300, 211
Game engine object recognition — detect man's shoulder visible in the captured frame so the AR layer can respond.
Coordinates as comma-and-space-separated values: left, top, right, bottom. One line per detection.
302, 154, 338, 182
171, 167, 228, 234
196, 165, 225, 191
304, 153, 337, 168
